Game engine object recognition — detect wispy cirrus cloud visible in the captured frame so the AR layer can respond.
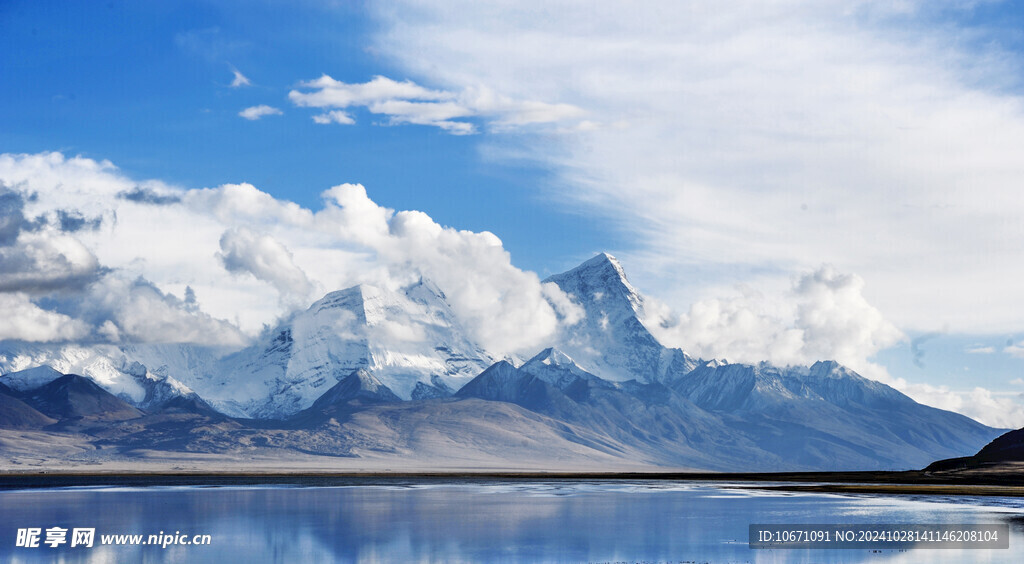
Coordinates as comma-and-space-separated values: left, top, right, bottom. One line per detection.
363, 0, 1024, 426
367, 0, 1024, 335
230, 68, 252, 88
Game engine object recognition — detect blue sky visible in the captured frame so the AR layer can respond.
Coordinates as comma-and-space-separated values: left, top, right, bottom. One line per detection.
4, 0, 1024, 426
0, 0, 610, 274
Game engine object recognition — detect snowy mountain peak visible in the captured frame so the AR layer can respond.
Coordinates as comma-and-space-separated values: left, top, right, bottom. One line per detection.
348, 368, 388, 392
455, 360, 532, 403
308, 283, 399, 327
0, 249, 1006, 471
546, 253, 641, 311
311, 279, 456, 330
308, 369, 401, 408
528, 347, 576, 367
543, 255, 668, 383
808, 360, 844, 377
585, 251, 628, 276
308, 284, 368, 319
206, 278, 493, 417
519, 347, 608, 391
0, 365, 65, 391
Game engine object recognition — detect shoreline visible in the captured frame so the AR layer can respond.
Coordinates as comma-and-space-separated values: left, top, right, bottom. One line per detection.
2, 467, 1023, 495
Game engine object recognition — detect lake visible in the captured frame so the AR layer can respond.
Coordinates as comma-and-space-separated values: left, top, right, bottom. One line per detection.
1, 480, 1022, 563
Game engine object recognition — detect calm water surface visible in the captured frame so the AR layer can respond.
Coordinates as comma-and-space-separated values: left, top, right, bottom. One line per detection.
1, 480, 1022, 563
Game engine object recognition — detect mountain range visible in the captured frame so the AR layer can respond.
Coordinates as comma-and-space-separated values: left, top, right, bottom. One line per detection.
0, 253, 1004, 471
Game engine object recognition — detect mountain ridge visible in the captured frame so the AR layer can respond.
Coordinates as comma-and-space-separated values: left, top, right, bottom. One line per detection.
0, 253, 1005, 471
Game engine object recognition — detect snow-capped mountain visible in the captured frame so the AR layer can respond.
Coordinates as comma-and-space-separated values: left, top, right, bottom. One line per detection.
0, 279, 493, 418
0, 253, 1006, 470
519, 347, 613, 392
0, 343, 214, 409
663, 358, 997, 469
305, 369, 402, 408
544, 253, 698, 383
204, 279, 493, 417
453, 347, 1000, 470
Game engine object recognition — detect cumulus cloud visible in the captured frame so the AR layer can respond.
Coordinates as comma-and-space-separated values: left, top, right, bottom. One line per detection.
315, 183, 567, 354
0, 230, 103, 293
0, 185, 104, 293
644, 266, 904, 378
794, 267, 905, 369
0, 153, 253, 346
239, 105, 283, 120
0, 188, 28, 245
218, 227, 316, 306
0, 151, 578, 355
289, 74, 584, 134
0, 293, 90, 342
117, 186, 182, 206
899, 382, 1024, 429
541, 281, 586, 326
77, 276, 248, 346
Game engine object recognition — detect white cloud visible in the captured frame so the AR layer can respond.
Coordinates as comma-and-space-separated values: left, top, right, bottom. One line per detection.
794, 267, 905, 370
639, 262, 1024, 426
312, 110, 355, 125
966, 345, 996, 354
238, 105, 282, 120
366, 0, 1024, 336
541, 281, 585, 326
79, 275, 248, 346
0, 151, 577, 356
1006, 342, 1024, 359
218, 227, 316, 306
316, 184, 567, 354
0, 293, 89, 342
0, 230, 102, 293
291, 75, 441, 107
0, 166, 249, 347
644, 265, 904, 378
898, 382, 1024, 429
230, 68, 252, 88
2, 152, 1021, 424
363, 0, 1024, 426
289, 74, 584, 134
